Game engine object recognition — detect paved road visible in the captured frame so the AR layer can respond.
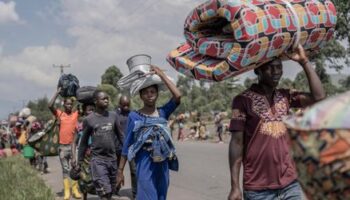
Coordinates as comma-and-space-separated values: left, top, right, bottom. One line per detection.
42, 141, 231, 200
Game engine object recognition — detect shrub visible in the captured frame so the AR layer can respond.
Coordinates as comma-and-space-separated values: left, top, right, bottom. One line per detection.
0, 155, 55, 200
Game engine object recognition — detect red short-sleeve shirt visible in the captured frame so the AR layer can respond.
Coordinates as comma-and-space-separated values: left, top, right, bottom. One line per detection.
229, 84, 306, 190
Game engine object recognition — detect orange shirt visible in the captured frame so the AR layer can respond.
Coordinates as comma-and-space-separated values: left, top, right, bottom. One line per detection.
56, 109, 79, 144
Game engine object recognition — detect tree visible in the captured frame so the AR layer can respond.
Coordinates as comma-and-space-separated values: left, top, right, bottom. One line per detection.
27, 97, 53, 122
339, 75, 350, 91
176, 75, 194, 96
244, 77, 257, 88
292, 71, 309, 92
278, 78, 294, 89
175, 96, 191, 114
333, 0, 350, 55
101, 65, 124, 89
292, 68, 340, 95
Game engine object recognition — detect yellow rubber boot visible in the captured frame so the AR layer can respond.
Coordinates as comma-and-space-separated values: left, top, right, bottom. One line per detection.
71, 180, 82, 199
63, 178, 71, 200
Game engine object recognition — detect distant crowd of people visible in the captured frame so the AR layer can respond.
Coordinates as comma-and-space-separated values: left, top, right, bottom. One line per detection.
0, 108, 49, 174
168, 112, 228, 143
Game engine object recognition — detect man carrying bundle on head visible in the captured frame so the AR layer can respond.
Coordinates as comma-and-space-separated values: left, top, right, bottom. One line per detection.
228, 45, 325, 200
49, 87, 82, 200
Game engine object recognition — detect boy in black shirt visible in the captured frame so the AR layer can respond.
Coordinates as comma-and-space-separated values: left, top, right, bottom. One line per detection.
78, 90, 124, 200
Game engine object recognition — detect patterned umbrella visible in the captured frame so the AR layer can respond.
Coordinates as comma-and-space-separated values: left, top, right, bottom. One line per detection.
284, 90, 350, 130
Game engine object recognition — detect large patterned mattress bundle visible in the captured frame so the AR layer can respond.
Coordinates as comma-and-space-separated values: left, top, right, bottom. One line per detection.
167, 0, 337, 81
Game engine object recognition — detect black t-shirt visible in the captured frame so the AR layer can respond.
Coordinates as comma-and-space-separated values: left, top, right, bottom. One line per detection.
78, 111, 124, 162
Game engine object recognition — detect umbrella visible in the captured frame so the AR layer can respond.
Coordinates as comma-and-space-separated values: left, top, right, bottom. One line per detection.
283, 91, 350, 199
284, 90, 350, 130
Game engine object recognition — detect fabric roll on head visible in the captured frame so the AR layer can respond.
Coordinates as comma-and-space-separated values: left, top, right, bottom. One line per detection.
167, 0, 337, 81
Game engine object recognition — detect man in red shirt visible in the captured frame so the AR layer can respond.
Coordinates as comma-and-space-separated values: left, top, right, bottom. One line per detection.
228, 45, 325, 200
49, 87, 82, 200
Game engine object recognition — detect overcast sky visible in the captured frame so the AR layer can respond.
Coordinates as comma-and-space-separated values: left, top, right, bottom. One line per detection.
0, 0, 347, 119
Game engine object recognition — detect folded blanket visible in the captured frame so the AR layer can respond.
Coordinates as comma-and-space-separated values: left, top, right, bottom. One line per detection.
167, 0, 337, 81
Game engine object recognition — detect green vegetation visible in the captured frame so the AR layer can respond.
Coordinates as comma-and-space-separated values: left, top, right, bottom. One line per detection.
0, 156, 55, 200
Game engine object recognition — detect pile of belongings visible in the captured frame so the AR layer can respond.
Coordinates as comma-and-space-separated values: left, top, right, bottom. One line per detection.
167, 0, 337, 81
58, 74, 80, 97
284, 91, 350, 199
118, 54, 169, 96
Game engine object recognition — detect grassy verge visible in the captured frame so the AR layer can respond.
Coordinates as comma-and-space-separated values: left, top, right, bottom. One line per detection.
0, 155, 55, 200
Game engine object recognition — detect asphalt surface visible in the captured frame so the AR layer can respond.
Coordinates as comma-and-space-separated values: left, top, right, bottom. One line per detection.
42, 141, 231, 200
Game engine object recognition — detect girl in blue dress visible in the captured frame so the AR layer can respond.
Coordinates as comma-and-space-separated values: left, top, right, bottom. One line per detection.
117, 65, 181, 200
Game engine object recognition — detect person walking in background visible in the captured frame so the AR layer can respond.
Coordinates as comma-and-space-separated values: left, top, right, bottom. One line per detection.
49, 87, 82, 200
18, 108, 37, 166
214, 112, 224, 143
116, 65, 181, 200
71, 103, 95, 200
198, 119, 207, 140
177, 114, 185, 141
72, 103, 95, 164
78, 90, 124, 200
168, 115, 176, 139
115, 95, 137, 199
228, 45, 325, 200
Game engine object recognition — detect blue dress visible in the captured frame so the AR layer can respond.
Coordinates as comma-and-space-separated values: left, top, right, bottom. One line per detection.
122, 99, 178, 200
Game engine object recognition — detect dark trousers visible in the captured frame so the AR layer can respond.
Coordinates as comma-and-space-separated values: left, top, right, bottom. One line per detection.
90, 157, 117, 197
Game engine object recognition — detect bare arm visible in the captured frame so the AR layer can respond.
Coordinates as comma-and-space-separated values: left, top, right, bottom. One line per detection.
150, 65, 182, 104
48, 88, 61, 115
287, 44, 326, 103
228, 131, 243, 200
71, 133, 79, 167
301, 61, 326, 102
77, 119, 91, 164
116, 155, 128, 187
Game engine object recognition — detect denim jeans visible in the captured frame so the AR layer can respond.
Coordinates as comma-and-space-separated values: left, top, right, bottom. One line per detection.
244, 180, 303, 200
